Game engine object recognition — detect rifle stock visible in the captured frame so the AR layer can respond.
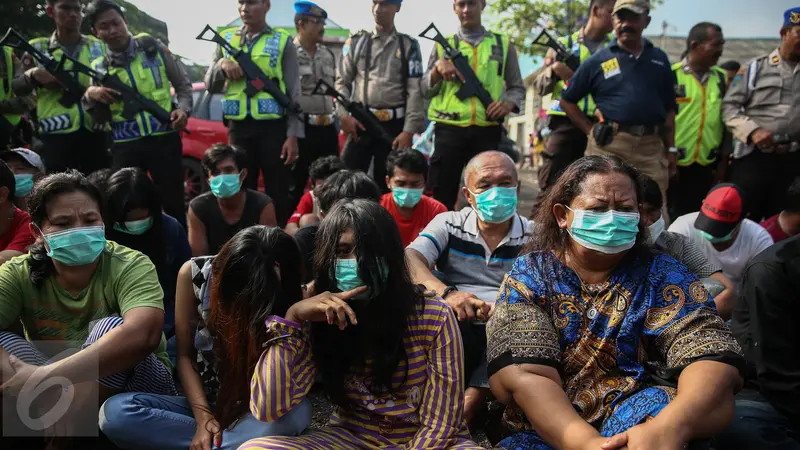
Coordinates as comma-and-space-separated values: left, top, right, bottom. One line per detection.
0, 28, 85, 108
312, 79, 393, 147
196, 25, 302, 115
532, 29, 580, 71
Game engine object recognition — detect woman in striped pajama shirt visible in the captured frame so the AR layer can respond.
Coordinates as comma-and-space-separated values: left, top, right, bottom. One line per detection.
240, 199, 482, 450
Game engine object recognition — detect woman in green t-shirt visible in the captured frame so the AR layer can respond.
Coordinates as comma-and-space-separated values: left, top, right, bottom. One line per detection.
0, 170, 176, 440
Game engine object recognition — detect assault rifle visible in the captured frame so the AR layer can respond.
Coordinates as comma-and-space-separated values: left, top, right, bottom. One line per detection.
0, 28, 85, 108
531, 29, 580, 72
61, 54, 188, 134
418, 23, 495, 111
196, 25, 302, 115
312, 79, 394, 147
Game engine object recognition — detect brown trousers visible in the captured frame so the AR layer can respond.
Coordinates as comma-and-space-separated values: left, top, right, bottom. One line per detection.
586, 131, 669, 205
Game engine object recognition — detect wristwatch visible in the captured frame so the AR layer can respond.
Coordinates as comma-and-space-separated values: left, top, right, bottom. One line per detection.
441, 286, 458, 299
668, 146, 679, 154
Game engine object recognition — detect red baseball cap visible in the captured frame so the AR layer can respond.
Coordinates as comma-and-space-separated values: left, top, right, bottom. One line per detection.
694, 184, 745, 237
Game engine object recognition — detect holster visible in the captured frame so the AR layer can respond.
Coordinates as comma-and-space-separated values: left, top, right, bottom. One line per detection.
592, 122, 614, 147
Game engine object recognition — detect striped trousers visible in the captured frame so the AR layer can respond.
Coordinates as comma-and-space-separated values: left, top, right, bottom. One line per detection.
0, 316, 176, 395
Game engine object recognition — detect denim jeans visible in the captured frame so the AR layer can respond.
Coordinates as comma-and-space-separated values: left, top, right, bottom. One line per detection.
713, 393, 800, 450
99, 393, 312, 450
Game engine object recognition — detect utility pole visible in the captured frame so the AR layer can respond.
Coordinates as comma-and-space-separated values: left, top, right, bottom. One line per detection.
661, 20, 676, 49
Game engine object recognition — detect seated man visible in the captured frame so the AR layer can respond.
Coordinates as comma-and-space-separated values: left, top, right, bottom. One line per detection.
715, 235, 800, 449
188, 144, 277, 256
761, 177, 800, 243
0, 148, 45, 212
640, 175, 736, 320
381, 148, 447, 247
669, 183, 773, 289
0, 160, 34, 266
406, 151, 533, 427
285, 155, 346, 236
294, 170, 382, 282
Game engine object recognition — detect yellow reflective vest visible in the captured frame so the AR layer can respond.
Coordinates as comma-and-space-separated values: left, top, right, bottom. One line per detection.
428, 33, 509, 127
548, 30, 613, 117
218, 26, 289, 121
1, 47, 21, 128
672, 62, 727, 166
29, 35, 105, 134
91, 34, 173, 143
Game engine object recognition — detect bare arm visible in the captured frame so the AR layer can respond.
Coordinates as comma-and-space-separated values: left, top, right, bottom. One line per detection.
664, 109, 676, 149
561, 100, 593, 135
709, 272, 735, 321
259, 203, 278, 227
405, 248, 447, 295
0, 251, 23, 266
187, 207, 209, 257
174, 261, 214, 423
490, 364, 605, 450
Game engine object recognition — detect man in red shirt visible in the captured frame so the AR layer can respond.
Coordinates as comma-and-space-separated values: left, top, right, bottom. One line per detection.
761, 177, 800, 243
381, 148, 447, 246
285, 156, 345, 236
0, 160, 35, 265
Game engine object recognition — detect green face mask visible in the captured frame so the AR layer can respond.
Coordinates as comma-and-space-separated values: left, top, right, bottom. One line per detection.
700, 229, 734, 244
113, 217, 154, 235
334, 258, 389, 304
43, 225, 107, 266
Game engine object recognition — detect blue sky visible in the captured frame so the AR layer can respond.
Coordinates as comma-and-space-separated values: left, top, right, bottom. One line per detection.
128, 0, 793, 75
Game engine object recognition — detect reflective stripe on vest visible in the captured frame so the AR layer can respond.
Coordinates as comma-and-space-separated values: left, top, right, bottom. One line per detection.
219, 27, 288, 121
91, 34, 172, 143
30, 36, 105, 134
428, 34, 508, 127
672, 63, 726, 166
548, 31, 613, 117
2, 47, 21, 127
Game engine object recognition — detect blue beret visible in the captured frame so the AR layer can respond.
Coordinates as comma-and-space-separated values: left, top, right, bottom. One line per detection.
294, 1, 328, 19
785, 7, 800, 26
376, 0, 403, 4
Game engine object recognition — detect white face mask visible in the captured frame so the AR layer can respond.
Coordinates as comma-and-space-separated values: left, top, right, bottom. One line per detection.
647, 216, 665, 245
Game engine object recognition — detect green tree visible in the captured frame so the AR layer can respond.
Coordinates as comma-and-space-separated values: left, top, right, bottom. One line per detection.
489, 0, 664, 57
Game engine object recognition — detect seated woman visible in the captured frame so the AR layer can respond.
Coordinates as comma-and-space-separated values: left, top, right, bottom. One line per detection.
0, 171, 175, 441
240, 199, 481, 449
105, 168, 192, 336
99, 226, 312, 449
487, 156, 745, 450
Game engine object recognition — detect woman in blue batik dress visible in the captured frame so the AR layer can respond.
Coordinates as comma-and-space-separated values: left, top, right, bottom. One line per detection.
486, 156, 745, 450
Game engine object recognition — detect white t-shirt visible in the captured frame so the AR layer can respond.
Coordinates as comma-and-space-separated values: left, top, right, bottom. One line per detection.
668, 212, 774, 286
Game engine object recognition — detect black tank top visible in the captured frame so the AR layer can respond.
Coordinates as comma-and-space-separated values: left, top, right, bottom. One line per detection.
190, 189, 272, 254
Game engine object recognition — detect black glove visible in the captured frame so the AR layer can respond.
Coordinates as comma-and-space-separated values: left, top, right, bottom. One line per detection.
592, 122, 614, 147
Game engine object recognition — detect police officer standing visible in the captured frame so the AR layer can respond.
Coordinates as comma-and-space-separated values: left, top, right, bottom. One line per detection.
422, 0, 525, 211
13, 0, 109, 174
291, 1, 338, 209
336, 0, 424, 193
532, 0, 614, 212
722, 8, 800, 222
83, 0, 192, 228
669, 22, 728, 218
2, 48, 32, 149
205, 0, 303, 226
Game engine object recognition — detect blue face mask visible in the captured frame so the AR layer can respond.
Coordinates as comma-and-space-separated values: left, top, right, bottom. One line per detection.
567, 207, 640, 254
469, 186, 518, 223
700, 229, 734, 244
14, 174, 34, 198
209, 173, 242, 199
43, 225, 107, 266
113, 217, 154, 235
392, 187, 424, 208
334, 258, 389, 303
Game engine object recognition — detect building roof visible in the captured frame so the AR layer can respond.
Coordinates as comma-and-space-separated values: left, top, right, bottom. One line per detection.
647, 35, 780, 65
227, 3, 350, 42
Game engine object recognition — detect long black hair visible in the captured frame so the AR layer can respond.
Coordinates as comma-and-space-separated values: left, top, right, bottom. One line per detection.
205, 225, 304, 430
28, 170, 106, 287
311, 199, 422, 408
527, 155, 648, 258
104, 168, 167, 279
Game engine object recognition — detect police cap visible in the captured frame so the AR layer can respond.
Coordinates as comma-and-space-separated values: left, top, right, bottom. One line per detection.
784, 7, 800, 26
294, 1, 328, 19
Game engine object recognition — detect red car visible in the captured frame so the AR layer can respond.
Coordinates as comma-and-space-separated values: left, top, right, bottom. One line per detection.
181, 82, 229, 206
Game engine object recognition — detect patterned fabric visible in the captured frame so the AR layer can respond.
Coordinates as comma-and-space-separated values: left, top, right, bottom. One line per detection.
240, 293, 483, 449
38, 114, 72, 133
487, 250, 744, 448
190, 256, 220, 406
655, 231, 722, 279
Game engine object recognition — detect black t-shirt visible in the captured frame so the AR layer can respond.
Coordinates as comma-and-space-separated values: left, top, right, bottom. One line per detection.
294, 224, 318, 283
733, 234, 800, 430
190, 189, 272, 254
